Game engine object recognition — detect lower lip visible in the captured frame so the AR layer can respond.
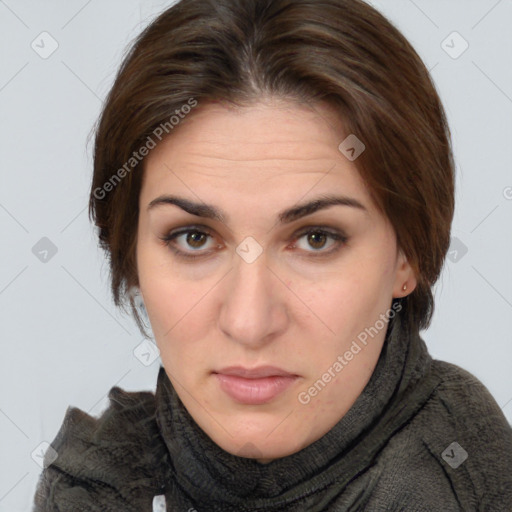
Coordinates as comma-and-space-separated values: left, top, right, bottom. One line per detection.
214, 374, 298, 405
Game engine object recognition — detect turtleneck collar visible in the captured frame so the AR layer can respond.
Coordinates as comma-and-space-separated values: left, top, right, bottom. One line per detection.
154, 309, 436, 508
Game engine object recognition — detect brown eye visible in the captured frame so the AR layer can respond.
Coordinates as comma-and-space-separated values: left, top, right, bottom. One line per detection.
292, 228, 348, 256
186, 231, 208, 248
160, 226, 218, 259
307, 232, 328, 250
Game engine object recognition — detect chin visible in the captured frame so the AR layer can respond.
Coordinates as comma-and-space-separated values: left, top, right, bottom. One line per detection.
210, 422, 309, 462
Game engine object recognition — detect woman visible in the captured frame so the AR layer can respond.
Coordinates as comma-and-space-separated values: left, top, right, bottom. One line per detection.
33, 0, 512, 510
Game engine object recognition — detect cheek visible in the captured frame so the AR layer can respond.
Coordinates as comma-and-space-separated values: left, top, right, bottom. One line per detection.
137, 245, 179, 335
139, 273, 217, 364
292, 272, 372, 324
290, 267, 392, 357
143, 278, 194, 341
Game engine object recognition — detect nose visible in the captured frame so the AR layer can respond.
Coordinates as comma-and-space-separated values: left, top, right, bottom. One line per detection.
218, 249, 288, 349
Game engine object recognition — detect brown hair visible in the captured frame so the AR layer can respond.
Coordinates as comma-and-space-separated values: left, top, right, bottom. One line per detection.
89, 0, 455, 336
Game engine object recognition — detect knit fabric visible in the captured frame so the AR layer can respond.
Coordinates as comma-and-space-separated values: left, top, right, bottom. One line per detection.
32, 313, 512, 511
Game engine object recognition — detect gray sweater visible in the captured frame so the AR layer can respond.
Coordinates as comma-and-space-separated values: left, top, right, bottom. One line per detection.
33, 314, 512, 511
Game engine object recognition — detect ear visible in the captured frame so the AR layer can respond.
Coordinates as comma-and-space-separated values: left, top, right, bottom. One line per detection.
392, 249, 417, 298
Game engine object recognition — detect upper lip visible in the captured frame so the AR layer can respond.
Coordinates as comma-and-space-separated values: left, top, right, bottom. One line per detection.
214, 366, 297, 379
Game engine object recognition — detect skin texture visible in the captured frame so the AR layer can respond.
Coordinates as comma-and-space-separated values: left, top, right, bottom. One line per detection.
136, 97, 417, 463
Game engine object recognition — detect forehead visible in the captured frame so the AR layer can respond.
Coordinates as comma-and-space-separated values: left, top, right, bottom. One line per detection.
141, 99, 371, 207
147, 98, 346, 160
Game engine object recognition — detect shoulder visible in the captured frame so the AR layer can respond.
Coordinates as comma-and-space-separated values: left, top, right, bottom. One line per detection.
32, 385, 168, 511
386, 359, 512, 510
428, 358, 512, 445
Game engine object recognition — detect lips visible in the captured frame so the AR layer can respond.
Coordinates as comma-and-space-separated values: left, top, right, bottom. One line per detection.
213, 366, 299, 405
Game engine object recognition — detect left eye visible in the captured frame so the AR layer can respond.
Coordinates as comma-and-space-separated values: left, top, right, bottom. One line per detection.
293, 229, 347, 253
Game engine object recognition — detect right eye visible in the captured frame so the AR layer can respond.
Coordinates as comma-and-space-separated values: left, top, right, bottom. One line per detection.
159, 226, 222, 260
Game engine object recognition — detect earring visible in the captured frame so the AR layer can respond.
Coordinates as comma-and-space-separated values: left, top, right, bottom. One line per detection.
402, 283, 407, 292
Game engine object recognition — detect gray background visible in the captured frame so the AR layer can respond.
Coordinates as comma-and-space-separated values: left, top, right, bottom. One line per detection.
0, 1, 511, 510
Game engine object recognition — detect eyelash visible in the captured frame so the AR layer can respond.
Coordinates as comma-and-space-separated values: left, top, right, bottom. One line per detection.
159, 225, 349, 261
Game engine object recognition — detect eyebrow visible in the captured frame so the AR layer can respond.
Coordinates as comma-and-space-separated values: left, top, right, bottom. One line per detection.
147, 193, 368, 224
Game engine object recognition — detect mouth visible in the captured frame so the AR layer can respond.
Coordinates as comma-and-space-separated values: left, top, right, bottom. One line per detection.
213, 366, 299, 405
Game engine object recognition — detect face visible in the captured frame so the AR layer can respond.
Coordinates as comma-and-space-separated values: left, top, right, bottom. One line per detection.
136, 98, 416, 462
